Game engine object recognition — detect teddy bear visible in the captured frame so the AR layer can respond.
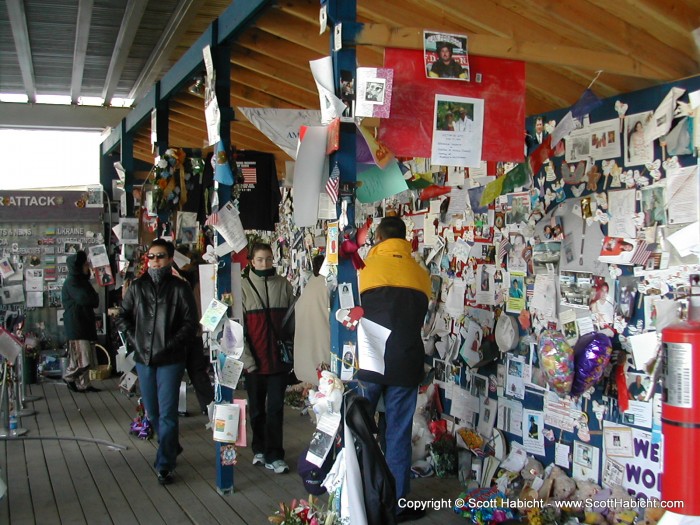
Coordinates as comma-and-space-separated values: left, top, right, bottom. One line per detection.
547, 465, 577, 501
569, 479, 603, 524
307, 371, 343, 417
605, 484, 638, 525
520, 457, 544, 482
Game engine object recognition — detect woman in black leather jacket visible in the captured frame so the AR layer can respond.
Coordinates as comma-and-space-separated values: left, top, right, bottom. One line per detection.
117, 239, 198, 485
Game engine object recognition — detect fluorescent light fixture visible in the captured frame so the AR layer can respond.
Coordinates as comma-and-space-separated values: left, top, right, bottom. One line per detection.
78, 96, 105, 106
110, 97, 134, 107
35, 95, 71, 105
0, 93, 29, 103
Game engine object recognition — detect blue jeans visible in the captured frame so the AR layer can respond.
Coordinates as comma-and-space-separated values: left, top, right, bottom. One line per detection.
358, 381, 418, 499
136, 361, 186, 471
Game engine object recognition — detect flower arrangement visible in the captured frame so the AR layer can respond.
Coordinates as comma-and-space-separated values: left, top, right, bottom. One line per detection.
151, 148, 185, 211
268, 496, 336, 525
429, 430, 458, 478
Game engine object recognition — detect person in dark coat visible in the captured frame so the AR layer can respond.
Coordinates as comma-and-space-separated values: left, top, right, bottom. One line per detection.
174, 250, 214, 415
356, 217, 431, 523
345, 391, 397, 525
117, 239, 199, 485
61, 251, 100, 393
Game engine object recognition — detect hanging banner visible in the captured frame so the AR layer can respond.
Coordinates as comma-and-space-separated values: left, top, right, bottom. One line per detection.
237, 108, 322, 159
379, 49, 525, 162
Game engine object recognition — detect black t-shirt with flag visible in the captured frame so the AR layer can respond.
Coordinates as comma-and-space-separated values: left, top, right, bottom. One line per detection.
234, 151, 281, 231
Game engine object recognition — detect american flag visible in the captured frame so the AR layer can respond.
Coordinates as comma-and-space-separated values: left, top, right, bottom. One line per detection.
498, 237, 510, 264
241, 166, 257, 184
205, 211, 219, 227
326, 163, 340, 204
630, 240, 652, 266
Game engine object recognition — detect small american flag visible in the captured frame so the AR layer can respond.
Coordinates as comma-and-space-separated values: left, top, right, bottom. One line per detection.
241, 166, 257, 184
205, 212, 219, 227
326, 163, 340, 204
630, 240, 651, 266
498, 238, 510, 264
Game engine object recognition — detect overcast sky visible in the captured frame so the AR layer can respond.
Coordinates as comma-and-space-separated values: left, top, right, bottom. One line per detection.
0, 129, 102, 190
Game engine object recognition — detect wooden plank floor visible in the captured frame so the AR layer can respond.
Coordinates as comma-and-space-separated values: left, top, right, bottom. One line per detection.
0, 377, 468, 524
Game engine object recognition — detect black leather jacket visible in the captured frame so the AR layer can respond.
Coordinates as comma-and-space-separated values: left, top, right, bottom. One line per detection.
117, 272, 198, 366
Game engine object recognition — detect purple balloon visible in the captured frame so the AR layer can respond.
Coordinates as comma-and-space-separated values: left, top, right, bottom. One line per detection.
570, 332, 613, 397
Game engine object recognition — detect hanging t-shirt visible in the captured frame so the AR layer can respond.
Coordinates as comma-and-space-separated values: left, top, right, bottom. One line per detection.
234, 151, 281, 231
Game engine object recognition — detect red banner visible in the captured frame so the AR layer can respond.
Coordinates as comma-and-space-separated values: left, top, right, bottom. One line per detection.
379, 49, 526, 162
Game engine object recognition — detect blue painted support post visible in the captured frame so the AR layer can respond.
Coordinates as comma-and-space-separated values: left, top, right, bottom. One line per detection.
211, 23, 236, 495
327, 0, 358, 376
154, 82, 170, 157
119, 120, 135, 217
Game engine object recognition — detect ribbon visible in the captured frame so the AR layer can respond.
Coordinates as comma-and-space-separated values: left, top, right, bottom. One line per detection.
339, 237, 365, 269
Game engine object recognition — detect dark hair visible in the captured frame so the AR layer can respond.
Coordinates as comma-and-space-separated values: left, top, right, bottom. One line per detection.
376, 216, 406, 240
150, 238, 175, 258
437, 42, 453, 54
75, 250, 88, 266
250, 242, 273, 258
312, 255, 324, 276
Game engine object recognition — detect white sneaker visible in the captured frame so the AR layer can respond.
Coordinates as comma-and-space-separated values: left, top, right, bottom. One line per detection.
252, 453, 265, 466
265, 459, 289, 474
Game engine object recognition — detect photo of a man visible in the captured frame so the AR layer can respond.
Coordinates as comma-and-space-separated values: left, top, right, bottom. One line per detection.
424, 32, 469, 80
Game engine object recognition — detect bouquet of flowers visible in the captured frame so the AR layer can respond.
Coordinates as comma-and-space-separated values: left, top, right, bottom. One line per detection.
151, 148, 185, 211
268, 496, 336, 525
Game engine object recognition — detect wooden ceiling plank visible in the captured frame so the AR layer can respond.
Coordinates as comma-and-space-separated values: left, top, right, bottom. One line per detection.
6, 0, 37, 101
235, 29, 323, 71
170, 101, 207, 122
101, 0, 149, 102
70, 0, 94, 104
231, 44, 317, 94
497, 0, 695, 80
230, 83, 304, 109
584, 0, 698, 61
354, 24, 668, 80
274, 0, 322, 25
231, 66, 318, 108
252, 10, 329, 53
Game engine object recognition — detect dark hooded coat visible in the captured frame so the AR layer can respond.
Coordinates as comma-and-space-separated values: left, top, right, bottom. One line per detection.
61, 252, 99, 341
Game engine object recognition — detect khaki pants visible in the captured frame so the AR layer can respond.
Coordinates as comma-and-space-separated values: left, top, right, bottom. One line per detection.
63, 340, 96, 389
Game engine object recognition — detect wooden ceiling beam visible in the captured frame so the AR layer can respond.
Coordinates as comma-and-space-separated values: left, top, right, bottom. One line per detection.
170, 101, 207, 122
274, 0, 321, 25
235, 29, 322, 72
230, 82, 304, 109
584, 0, 698, 65
231, 66, 318, 108
353, 23, 670, 80
231, 44, 317, 94
497, 0, 694, 80
252, 10, 327, 53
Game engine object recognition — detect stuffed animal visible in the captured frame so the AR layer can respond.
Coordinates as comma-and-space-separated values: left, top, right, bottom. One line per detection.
520, 457, 544, 482
570, 479, 603, 523
605, 485, 638, 525
573, 479, 601, 504
548, 465, 576, 501
308, 371, 343, 416
638, 499, 665, 525
411, 388, 433, 463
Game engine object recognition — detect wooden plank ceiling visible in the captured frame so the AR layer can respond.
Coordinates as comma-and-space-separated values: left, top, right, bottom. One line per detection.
137, 0, 700, 170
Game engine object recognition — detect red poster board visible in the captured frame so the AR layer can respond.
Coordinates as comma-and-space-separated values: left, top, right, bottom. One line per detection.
379, 49, 526, 162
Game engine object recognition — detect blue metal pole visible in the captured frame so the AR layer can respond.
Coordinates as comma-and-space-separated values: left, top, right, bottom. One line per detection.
327, 0, 358, 376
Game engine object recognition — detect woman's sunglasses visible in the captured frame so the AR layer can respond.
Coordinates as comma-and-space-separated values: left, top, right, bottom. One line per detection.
146, 253, 168, 260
